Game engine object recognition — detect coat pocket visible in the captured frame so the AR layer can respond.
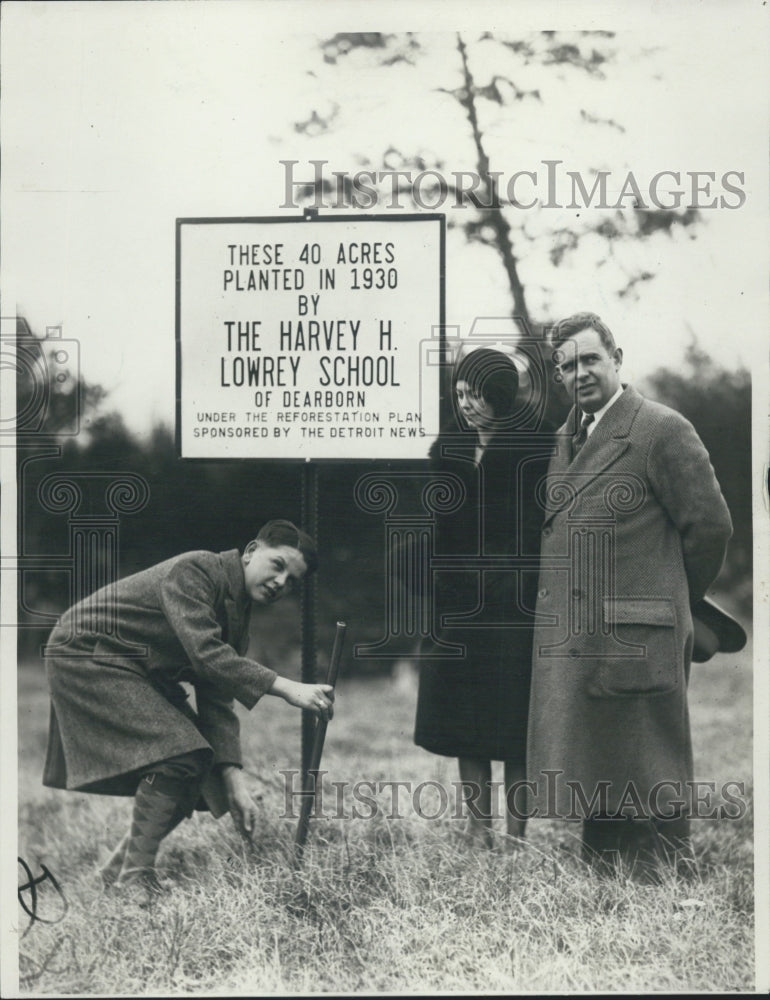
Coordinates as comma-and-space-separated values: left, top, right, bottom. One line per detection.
590, 597, 679, 697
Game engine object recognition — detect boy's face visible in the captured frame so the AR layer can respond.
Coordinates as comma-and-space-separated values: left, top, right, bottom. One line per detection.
242, 542, 308, 605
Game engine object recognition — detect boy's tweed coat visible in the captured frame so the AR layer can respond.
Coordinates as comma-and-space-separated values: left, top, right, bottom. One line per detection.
527, 386, 732, 818
43, 549, 276, 806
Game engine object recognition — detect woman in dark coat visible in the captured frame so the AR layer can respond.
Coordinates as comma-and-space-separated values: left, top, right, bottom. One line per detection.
414, 349, 552, 844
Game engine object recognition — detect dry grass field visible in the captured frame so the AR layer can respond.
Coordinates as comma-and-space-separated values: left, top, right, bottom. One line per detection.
15, 644, 755, 995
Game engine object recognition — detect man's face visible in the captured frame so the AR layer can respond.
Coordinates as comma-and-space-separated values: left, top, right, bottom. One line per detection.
242, 542, 308, 605
553, 327, 622, 414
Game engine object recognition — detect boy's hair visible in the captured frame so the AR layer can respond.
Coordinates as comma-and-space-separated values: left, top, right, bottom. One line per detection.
453, 348, 520, 419
254, 519, 318, 574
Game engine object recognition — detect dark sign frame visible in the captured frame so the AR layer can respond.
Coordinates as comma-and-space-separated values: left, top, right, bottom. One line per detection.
175, 212, 447, 461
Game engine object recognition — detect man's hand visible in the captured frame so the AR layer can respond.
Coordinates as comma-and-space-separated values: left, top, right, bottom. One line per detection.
269, 677, 335, 721
220, 764, 258, 839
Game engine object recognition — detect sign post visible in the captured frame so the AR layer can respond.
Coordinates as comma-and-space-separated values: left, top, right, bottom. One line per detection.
176, 212, 445, 799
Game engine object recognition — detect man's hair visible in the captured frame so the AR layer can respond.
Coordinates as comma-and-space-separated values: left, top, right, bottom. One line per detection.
254, 519, 318, 574
453, 348, 520, 419
549, 312, 617, 354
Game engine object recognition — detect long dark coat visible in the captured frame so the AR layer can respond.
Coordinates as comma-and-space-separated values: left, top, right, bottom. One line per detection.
414, 422, 554, 761
527, 386, 733, 818
43, 549, 277, 809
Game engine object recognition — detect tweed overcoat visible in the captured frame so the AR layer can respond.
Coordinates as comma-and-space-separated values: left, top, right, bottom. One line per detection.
43, 549, 277, 804
526, 386, 732, 818
414, 421, 553, 761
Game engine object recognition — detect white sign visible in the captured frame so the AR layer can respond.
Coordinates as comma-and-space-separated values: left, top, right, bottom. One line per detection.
177, 216, 444, 459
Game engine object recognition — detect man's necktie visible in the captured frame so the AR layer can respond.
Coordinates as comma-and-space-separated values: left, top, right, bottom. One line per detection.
572, 412, 595, 460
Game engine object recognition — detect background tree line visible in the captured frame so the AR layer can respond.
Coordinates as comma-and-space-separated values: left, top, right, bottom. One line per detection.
15, 315, 751, 671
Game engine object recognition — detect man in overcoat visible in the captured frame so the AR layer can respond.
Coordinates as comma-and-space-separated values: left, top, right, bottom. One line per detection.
43, 519, 334, 899
526, 313, 733, 876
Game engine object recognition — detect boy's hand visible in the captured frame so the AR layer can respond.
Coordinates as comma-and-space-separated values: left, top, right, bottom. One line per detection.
270, 677, 335, 721
220, 765, 258, 839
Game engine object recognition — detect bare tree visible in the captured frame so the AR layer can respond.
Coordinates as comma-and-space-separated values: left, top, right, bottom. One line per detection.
294, 31, 701, 334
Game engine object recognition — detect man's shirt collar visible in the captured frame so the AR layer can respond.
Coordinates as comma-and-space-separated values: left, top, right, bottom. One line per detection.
582, 385, 624, 436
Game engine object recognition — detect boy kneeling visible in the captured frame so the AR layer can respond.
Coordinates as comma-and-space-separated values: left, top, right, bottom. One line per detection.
43, 520, 333, 901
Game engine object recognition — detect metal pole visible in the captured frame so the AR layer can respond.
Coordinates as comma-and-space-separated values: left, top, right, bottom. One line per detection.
294, 621, 347, 856
301, 460, 318, 792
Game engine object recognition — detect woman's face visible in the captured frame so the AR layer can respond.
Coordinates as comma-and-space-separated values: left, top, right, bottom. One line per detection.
455, 379, 494, 430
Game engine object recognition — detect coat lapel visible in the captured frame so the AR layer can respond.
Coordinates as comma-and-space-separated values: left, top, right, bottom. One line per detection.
543, 386, 642, 525
220, 549, 251, 655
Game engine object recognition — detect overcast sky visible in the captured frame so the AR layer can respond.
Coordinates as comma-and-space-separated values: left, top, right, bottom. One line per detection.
2, 0, 768, 435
